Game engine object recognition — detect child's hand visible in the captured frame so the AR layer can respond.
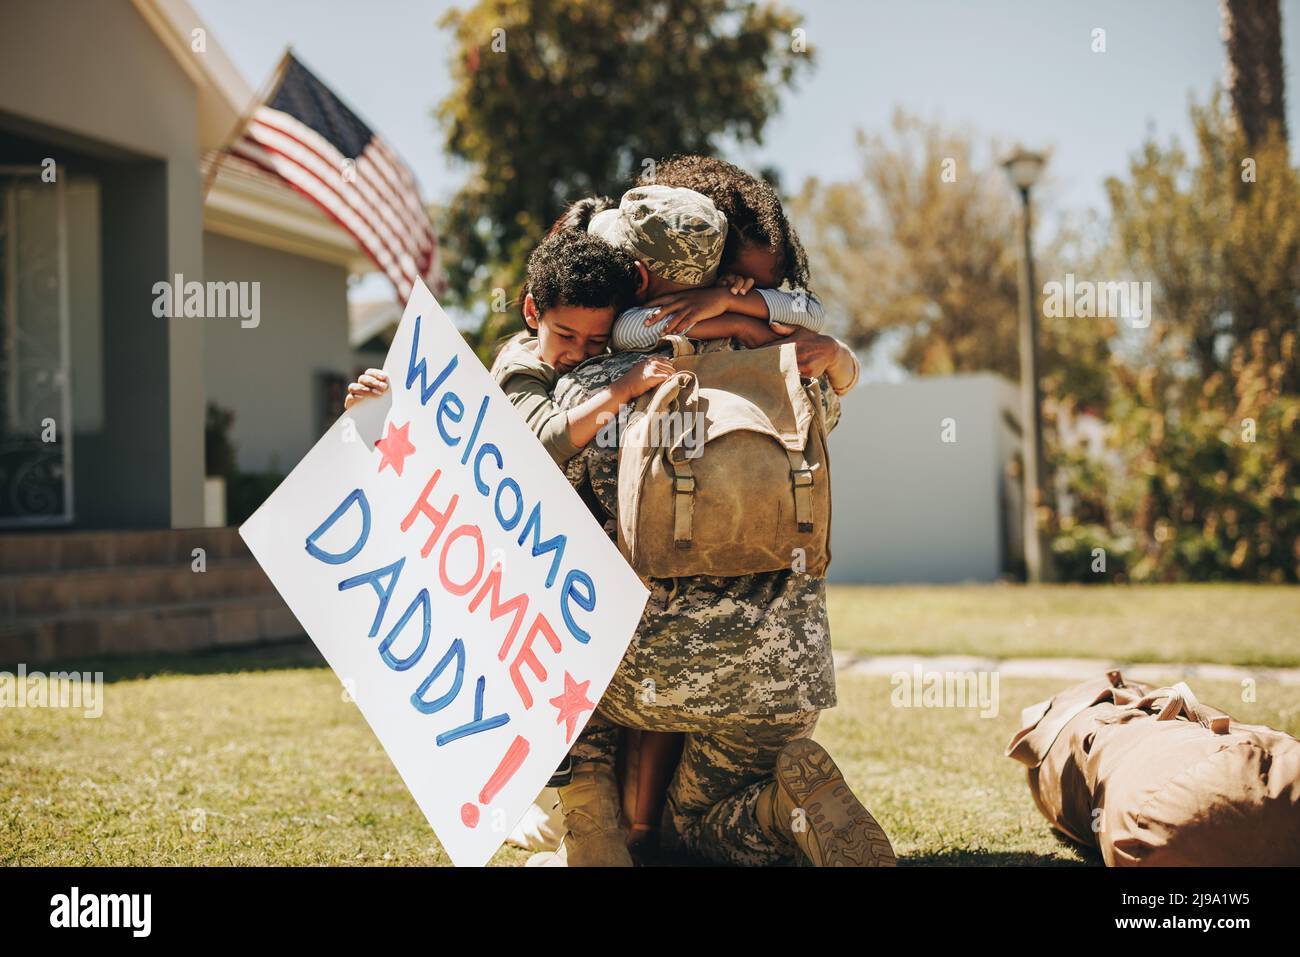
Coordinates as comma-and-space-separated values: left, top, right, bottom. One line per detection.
344, 369, 389, 410
645, 287, 734, 335
769, 321, 797, 336
613, 356, 676, 402
715, 273, 756, 296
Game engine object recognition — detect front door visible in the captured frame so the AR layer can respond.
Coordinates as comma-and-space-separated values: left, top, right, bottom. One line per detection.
0, 166, 73, 526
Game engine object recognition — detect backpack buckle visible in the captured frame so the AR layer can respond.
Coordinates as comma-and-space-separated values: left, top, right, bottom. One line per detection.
674, 475, 696, 494
789, 460, 815, 533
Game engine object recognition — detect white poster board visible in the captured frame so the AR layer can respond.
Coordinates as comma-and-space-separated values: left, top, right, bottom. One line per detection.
240, 280, 648, 866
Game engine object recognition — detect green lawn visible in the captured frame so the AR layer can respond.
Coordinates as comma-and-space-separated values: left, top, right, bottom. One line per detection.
2, 585, 1298, 866
829, 583, 1300, 667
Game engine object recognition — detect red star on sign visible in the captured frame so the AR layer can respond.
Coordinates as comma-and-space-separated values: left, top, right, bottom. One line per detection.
374, 420, 416, 476
549, 671, 595, 743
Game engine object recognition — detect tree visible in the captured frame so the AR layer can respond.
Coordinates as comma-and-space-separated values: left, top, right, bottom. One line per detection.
1056, 94, 1300, 583
435, 0, 812, 347
794, 112, 1029, 378
1104, 94, 1300, 391
793, 110, 1105, 388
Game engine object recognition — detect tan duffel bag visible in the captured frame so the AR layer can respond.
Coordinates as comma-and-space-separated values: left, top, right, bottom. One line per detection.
617, 337, 831, 579
1006, 670, 1300, 866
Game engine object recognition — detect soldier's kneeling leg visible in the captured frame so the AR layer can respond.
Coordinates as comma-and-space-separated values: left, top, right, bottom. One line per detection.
664, 711, 820, 867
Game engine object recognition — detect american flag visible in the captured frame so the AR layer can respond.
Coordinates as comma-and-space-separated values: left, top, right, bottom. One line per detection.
228, 53, 440, 301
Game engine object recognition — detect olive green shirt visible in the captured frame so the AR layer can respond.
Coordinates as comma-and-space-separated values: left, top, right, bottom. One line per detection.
489, 334, 582, 466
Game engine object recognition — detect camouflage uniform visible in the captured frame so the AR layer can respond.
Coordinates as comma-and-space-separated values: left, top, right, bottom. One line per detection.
554, 341, 842, 866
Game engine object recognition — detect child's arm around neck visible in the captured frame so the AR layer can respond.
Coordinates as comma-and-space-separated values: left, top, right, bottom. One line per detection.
610, 285, 825, 351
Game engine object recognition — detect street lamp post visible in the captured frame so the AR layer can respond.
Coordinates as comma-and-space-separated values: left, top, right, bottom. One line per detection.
1002, 148, 1055, 584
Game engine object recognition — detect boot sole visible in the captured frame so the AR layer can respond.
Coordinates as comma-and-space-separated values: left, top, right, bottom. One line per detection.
776, 738, 898, 867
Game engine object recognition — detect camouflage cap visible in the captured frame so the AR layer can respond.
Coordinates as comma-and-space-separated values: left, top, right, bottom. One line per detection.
588, 185, 727, 286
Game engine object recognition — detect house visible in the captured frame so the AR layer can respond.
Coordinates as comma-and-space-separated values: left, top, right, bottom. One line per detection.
0, 0, 381, 663
0, 0, 372, 531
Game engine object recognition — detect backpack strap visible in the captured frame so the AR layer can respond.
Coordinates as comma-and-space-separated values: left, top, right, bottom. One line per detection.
1114, 681, 1231, 734
657, 371, 700, 549
658, 334, 696, 358
785, 449, 817, 533
670, 459, 695, 547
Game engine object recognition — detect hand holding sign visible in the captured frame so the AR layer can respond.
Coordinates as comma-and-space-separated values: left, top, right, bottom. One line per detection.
241, 280, 648, 866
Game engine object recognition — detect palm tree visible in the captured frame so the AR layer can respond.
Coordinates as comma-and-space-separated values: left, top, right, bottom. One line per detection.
1220, 0, 1288, 147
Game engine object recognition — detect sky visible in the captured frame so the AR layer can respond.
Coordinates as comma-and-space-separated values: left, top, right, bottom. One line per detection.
191, 0, 1300, 300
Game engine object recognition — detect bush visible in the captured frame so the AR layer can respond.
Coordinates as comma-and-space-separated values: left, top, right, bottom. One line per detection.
226, 472, 286, 527
205, 403, 237, 479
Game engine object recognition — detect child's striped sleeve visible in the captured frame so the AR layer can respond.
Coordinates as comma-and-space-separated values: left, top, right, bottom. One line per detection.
610, 306, 670, 352
757, 288, 826, 332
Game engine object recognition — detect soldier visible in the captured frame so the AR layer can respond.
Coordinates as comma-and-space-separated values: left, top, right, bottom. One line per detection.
549, 329, 896, 867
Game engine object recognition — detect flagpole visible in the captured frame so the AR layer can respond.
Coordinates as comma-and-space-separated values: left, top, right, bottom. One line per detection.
202, 47, 294, 199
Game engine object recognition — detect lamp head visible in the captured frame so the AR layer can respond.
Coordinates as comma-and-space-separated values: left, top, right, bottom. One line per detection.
1001, 148, 1047, 192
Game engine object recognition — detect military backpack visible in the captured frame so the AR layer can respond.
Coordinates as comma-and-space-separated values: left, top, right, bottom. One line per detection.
616, 337, 831, 579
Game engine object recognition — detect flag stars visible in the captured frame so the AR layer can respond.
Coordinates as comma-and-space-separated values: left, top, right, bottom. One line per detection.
375, 420, 416, 476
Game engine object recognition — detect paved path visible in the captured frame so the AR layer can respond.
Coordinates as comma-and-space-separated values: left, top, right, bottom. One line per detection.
832, 652, 1300, 687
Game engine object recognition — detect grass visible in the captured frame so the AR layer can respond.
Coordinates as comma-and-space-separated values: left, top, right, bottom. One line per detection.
0, 647, 525, 867
828, 583, 1300, 667
2, 585, 1298, 866
822, 670, 1300, 866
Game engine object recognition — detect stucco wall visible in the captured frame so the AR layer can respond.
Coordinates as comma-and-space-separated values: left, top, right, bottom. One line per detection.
202, 232, 352, 475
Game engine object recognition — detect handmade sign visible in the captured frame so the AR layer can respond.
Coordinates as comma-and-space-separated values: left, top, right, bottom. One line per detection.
240, 279, 649, 866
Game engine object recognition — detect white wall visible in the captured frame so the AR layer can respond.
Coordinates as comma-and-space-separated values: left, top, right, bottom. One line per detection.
826, 372, 1021, 583
203, 232, 352, 474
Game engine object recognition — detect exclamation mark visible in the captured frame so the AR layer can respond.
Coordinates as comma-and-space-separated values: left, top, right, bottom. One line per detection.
461, 735, 530, 828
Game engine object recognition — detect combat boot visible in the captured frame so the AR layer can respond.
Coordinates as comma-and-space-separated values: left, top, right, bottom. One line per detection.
555, 764, 634, 867
756, 738, 897, 866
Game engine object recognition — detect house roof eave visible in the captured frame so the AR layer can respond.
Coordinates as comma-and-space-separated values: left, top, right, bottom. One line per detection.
204, 157, 372, 272
130, 0, 256, 152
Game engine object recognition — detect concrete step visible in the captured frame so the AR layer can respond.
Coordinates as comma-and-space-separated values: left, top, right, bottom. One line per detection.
0, 559, 276, 617
0, 527, 250, 575
0, 595, 303, 665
